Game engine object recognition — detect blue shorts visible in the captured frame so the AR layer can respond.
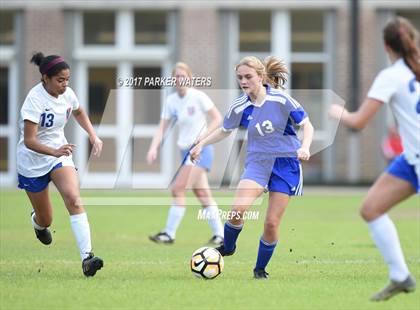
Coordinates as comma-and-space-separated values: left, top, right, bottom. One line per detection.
386, 154, 419, 192
18, 162, 63, 193
241, 155, 303, 196
181, 145, 214, 171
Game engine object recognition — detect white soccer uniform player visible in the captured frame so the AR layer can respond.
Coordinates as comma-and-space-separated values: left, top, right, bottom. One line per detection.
18, 82, 95, 262
364, 58, 419, 287
154, 88, 223, 241
17, 82, 79, 178
367, 58, 420, 189
162, 88, 215, 149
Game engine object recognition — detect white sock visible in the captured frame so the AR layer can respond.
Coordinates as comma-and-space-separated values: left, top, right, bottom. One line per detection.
165, 205, 186, 239
203, 204, 224, 237
70, 213, 92, 260
31, 212, 46, 230
368, 214, 410, 281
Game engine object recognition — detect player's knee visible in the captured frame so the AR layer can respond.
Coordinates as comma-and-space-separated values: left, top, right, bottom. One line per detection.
360, 202, 379, 222
231, 205, 247, 217
264, 218, 279, 234
65, 194, 83, 210
194, 189, 211, 201
171, 184, 186, 197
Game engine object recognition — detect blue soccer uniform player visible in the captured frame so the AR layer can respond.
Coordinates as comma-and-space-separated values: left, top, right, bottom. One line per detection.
191, 56, 314, 279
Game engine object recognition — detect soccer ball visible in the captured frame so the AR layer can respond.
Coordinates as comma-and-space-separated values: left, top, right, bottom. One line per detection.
190, 247, 224, 279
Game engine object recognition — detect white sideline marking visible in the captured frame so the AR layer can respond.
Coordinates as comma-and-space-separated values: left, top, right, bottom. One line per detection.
80, 197, 264, 206
2, 258, 419, 266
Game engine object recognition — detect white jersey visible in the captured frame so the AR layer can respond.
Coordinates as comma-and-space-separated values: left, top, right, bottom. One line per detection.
161, 88, 214, 149
17, 83, 80, 177
367, 58, 420, 164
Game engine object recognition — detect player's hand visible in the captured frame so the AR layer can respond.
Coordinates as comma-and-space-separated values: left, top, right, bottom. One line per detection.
328, 104, 348, 121
297, 147, 310, 161
89, 135, 103, 157
54, 144, 76, 157
147, 148, 158, 165
190, 144, 202, 163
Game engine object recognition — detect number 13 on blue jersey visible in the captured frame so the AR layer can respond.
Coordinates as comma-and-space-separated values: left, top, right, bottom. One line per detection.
255, 120, 275, 136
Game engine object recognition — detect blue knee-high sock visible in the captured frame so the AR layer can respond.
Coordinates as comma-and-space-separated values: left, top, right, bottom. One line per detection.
224, 221, 243, 252
255, 238, 277, 270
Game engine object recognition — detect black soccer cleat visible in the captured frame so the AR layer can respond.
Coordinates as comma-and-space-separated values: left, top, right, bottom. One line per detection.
31, 211, 52, 245
215, 244, 236, 257
82, 253, 104, 277
253, 268, 269, 280
34, 227, 52, 245
149, 232, 174, 244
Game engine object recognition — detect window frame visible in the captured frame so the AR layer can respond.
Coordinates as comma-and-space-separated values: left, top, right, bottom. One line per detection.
72, 9, 176, 188
0, 11, 19, 187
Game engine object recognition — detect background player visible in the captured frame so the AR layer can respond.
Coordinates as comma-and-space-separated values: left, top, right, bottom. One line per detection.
191, 56, 314, 279
329, 16, 419, 301
17, 52, 104, 277
147, 62, 224, 246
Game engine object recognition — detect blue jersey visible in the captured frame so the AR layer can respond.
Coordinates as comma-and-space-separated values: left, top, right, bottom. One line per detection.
222, 85, 308, 158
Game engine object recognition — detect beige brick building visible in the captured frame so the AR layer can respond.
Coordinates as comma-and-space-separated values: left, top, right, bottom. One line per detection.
0, 0, 418, 188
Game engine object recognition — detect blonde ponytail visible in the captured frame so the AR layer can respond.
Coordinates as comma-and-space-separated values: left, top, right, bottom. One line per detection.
264, 56, 288, 89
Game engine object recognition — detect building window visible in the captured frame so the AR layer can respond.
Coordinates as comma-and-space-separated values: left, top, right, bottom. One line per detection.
396, 10, 420, 31
135, 11, 167, 45
239, 11, 271, 52
291, 11, 324, 52
73, 10, 175, 187
87, 138, 116, 172
88, 67, 117, 124
0, 11, 15, 45
132, 137, 160, 172
132, 66, 162, 125
0, 66, 10, 172
83, 11, 115, 45
0, 137, 7, 172
0, 67, 8, 125
291, 63, 324, 89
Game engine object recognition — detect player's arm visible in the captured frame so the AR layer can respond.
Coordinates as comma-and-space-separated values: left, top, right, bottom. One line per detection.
297, 119, 314, 161
329, 98, 383, 130
23, 120, 74, 157
146, 118, 172, 164
73, 107, 103, 156
190, 127, 231, 161
198, 106, 222, 143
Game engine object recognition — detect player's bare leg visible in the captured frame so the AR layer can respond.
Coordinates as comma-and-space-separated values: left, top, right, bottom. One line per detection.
254, 192, 289, 279
51, 166, 103, 277
25, 188, 53, 245
191, 167, 224, 246
150, 165, 193, 244
217, 179, 264, 256
360, 173, 416, 301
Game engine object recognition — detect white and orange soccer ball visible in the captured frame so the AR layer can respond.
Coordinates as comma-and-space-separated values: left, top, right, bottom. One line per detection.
190, 247, 224, 279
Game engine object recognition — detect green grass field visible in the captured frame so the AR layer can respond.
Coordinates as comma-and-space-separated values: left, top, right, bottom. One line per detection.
0, 189, 419, 310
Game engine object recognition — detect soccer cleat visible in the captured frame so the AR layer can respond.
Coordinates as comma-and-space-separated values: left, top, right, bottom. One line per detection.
215, 244, 235, 257
31, 211, 52, 245
149, 232, 174, 244
82, 253, 104, 277
253, 268, 269, 280
207, 235, 224, 247
34, 227, 52, 245
370, 275, 416, 301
